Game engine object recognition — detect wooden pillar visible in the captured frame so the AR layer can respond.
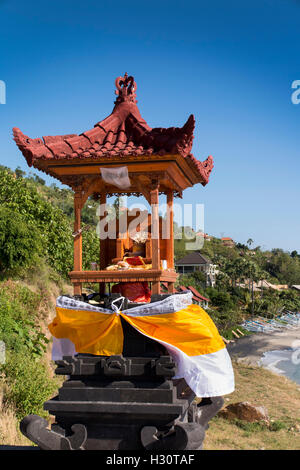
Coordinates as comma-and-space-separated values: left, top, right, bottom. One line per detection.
73, 191, 82, 296
166, 190, 174, 269
99, 193, 107, 295
150, 182, 160, 294
166, 191, 175, 293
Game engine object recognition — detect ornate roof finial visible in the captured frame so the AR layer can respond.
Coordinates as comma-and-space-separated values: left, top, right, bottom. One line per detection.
115, 73, 137, 104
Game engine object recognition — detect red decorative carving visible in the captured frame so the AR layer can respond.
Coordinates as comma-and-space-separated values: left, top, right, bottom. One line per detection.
115, 73, 137, 104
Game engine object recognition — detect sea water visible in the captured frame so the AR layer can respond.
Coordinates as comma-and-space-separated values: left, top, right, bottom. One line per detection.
259, 349, 300, 385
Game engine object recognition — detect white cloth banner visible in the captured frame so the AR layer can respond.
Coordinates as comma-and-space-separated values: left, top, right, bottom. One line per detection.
100, 166, 131, 189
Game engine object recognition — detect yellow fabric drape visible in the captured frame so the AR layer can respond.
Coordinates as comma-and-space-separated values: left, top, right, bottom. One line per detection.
120, 304, 224, 356
49, 304, 225, 357
49, 309, 123, 356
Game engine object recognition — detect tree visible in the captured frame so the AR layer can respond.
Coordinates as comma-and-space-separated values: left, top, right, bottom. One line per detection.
15, 166, 26, 179
205, 287, 234, 312
265, 249, 300, 285
33, 174, 46, 185
0, 168, 73, 276
0, 207, 43, 271
247, 238, 254, 248
82, 225, 101, 270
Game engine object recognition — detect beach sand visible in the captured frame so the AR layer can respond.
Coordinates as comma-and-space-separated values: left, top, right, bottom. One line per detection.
227, 326, 300, 365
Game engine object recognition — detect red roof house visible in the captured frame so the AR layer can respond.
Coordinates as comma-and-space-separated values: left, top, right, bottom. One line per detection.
221, 237, 235, 247
176, 285, 209, 308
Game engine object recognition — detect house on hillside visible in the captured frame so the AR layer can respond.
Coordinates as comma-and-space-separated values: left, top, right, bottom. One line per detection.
239, 280, 289, 291
221, 237, 235, 248
196, 232, 211, 241
257, 280, 288, 291
175, 251, 217, 287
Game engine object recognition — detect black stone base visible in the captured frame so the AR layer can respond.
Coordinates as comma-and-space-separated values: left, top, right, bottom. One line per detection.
20, 354, 224, 450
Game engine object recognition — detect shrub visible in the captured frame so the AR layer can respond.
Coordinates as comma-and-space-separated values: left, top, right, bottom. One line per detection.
0, 282, 55, 417
82, 225, 100, 270
1, 351, 57, 418
0, 168, 73, 276
0, 207, 43, 272
205, 287, 235, 311
0, 283, 49, 356
269, 420, 287, 432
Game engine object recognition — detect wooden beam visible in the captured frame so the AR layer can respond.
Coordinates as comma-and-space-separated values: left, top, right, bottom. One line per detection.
99, 193, 107, 295
150, 180, 160, 294
231, 330, 240, 339
236, 328, 245, 337
80, 176, 104, 208
167, 282, 175, 293
73, 191, 82, 295
69, 269, 178, 283
132, 176, 151, 204
166, 190, 174, 270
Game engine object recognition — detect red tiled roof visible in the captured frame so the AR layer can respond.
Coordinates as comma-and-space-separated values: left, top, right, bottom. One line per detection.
187, 286, 210, 302
160, 282, 179, 293
178, 286, 200, 302
13, 73, 214, 186
178, 285, 189, 292
177, 285, 209, 302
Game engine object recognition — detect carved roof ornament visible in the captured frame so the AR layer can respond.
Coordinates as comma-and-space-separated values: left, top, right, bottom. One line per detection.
115, 73, 137, 104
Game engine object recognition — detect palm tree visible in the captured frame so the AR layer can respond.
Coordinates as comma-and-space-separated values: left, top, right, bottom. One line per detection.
247, 238, 254, 249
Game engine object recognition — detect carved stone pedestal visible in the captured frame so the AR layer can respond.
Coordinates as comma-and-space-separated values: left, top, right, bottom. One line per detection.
21, 354, 211, 450
20, 315, 224, 450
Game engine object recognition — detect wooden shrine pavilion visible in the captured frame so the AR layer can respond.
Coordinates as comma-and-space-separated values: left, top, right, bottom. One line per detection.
13, 73, 213, 297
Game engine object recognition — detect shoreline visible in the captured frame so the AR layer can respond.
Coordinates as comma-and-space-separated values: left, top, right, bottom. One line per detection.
227, 326, 300, 365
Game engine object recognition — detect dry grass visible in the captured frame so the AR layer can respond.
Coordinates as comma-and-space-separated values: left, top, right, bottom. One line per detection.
0, 407, 32, 446
0, 384, 32, 446
204, 361, 300, 450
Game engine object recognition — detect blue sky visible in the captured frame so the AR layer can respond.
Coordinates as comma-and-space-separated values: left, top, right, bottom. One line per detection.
0, 0, 299, 251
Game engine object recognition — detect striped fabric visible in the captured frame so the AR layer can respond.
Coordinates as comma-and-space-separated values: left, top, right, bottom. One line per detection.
49, 294, 234, 397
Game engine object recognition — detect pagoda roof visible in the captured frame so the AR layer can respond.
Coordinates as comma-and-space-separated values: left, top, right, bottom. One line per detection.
13, 73, 213, 188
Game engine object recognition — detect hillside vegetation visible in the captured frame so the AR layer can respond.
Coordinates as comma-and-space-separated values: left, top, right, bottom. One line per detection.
0, 165, 299, 446
175, 234, 300, 338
